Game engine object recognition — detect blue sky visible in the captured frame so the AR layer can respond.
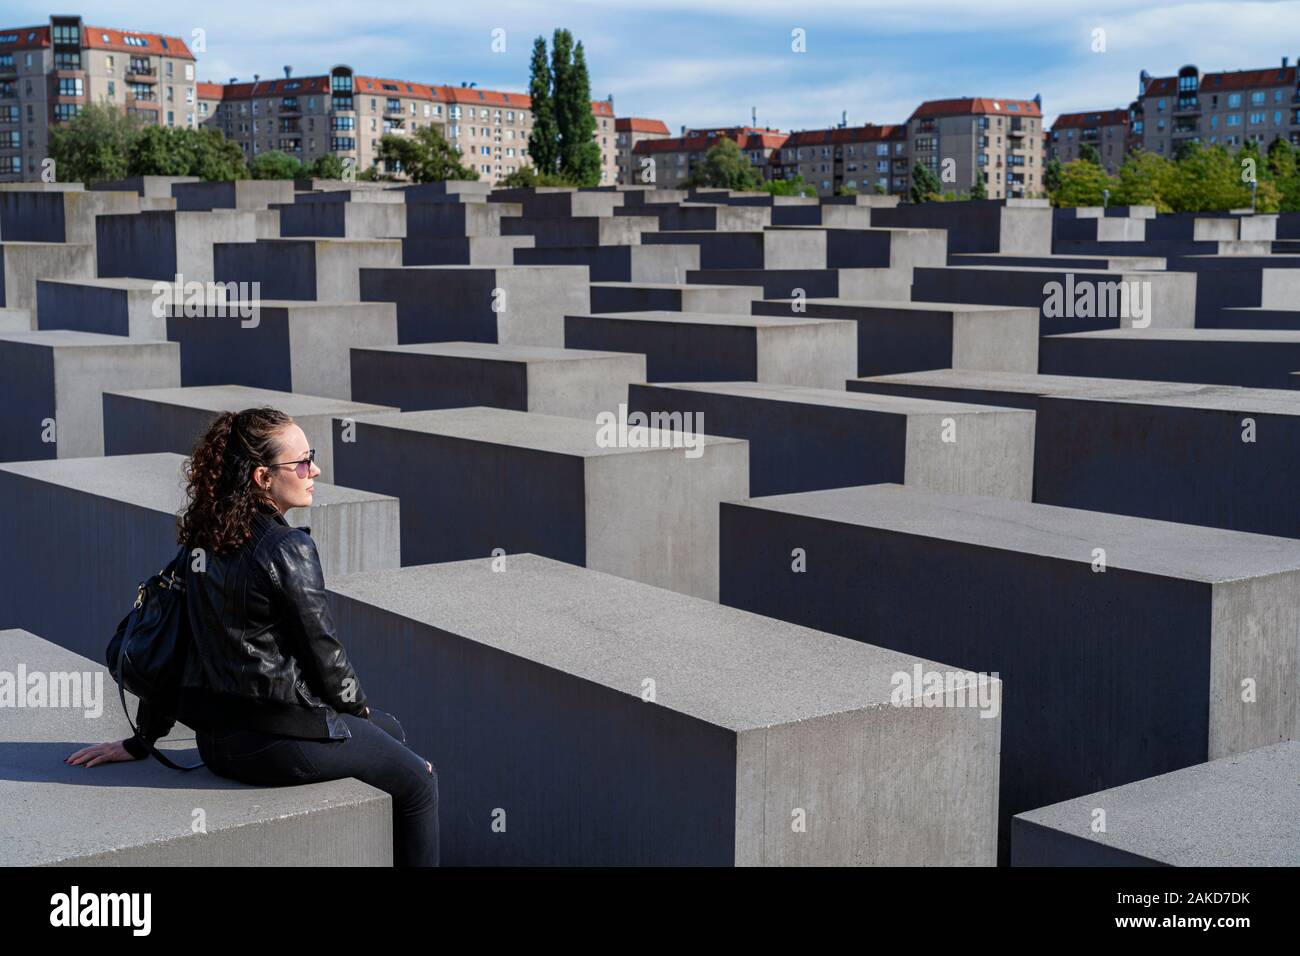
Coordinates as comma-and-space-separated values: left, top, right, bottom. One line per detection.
9, 1, 1299, 130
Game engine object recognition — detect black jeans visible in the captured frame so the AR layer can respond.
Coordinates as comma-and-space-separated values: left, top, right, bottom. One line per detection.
196, 708, 439, 867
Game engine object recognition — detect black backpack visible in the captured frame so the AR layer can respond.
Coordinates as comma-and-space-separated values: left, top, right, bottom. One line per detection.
106, 544, 204, 771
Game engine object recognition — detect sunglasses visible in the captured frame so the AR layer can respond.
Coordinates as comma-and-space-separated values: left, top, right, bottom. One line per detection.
266, 449, 316, 479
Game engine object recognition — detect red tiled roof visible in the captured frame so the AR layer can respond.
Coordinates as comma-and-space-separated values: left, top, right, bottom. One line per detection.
0, 24, 193, 58
219, 76, 331, 99
356, 75, 441, 99
1201, 66, 1296, 91
196, 82, 225, 101
1141, 76, 1177, 96
910, 97, 1041, 119
782, 123, 905, 147
592, 99, 614, 116
616, 117, 671, 135
1052, 109, 1128, 129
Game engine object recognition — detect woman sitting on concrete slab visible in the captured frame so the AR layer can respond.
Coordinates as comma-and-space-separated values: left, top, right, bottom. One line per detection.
66, 407, 440, 867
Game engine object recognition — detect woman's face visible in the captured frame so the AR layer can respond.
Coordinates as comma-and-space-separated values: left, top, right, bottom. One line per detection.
254, 423, 319, 514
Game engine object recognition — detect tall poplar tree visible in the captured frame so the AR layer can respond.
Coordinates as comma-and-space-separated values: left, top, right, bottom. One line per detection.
526, 35, 558, 175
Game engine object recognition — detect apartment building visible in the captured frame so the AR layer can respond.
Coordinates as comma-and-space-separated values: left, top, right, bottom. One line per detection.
772, 124, 908, 195
614, 116, 671, 184
1049, 109, 1129, 173
201, 65, 617, 184
1137, 59, 1300, 156
908, 96, 1043, 198
0, 14, 195, 182
631, 126, 787, 188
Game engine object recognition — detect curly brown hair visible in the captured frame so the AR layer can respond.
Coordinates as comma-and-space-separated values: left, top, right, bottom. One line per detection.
177, 407, 295, 554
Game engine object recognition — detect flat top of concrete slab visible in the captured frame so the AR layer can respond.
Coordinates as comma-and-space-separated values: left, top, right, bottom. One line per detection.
646, 381, 1032, 417
0, 329, 173, 348
1014, 742, 1300, 866
36, 277, 173, 292
930, 264, 1168, 277
169, 299, 393, 312
0, 452, 393, 515
351, 406, 742, 458
855, 369, 1300, 412
590, 281, 759, 293
736, 483, 1300, 583
0, 629, 389, 867
766, 298, 1034, 315
950, 254, 1167, 269
105, 384, 395, 417
261, 237, 401, 248
352, 341, 641, 364
1048, 328, 1300, 342
853, 369, 1221, 397
575, 310, 850, 329
328, 554, 978, 731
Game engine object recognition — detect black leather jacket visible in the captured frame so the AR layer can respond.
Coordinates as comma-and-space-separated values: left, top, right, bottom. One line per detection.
125, 500, 370, 758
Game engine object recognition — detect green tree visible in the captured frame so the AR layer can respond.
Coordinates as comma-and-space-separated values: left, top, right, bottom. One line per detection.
684, 138, 761, 190
1044, 157, 1064, 195
1078, 143, 1102, 167
307, 153, 347, 179
970, 168, 988, 200
1111, 149, 1176, 212
129, 125, 191, 176
1053, 158, 1115, 207
562, 41, 603, 185
249, 149, 304, 180
760, 174, 816, 197
1165, 142, 1248, 211
47, 103, 141, 183
908, 160, 942, 203
835, 184, 859, 196
871, 183, 887, 195
1266, 137, 1300, 211
526, 35, 558, 176
498, 165, 581, 188
377, 126, 478, 183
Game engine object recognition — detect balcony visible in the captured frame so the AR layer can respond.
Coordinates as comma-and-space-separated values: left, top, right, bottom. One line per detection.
0, 62, 16, 77
128, 92, 159, 106
331, 96, 355, 112
1174, 97, 1200, 114
126, 65, 156, 83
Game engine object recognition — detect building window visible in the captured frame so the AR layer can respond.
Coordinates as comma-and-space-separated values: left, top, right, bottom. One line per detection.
58, 77, 83, 97
1227, 114, 1241, 126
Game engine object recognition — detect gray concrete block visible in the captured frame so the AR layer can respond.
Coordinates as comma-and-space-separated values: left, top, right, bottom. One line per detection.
0, 306, 31, 332
275, 200, 406, 239
719, 483, 1300, 857
37, 277, 228, 339
629, 381, 1034, 498
629, 203, 771, 232
753, 298, 1039, 376
873, 201, 1052, 255
89, 175, 200, 198
769, 204, 873, 228
643, 229, 827, 269
688, 266, 914, 302
847, 368, 1210, 410
214, 238, 403, 302
166, 300, 397, 399
95, 210, 258, 284
501, 214, 657, 247
515, 190, 625, 219
0, 628, 393, 867
0, 330, 179, 461
404, 201, 516, 238
1, 242, 95, 315
1012, 742, 1300, 866
0, 189, 140, 245
351, 342, 645, 420
769, 225, 947, 270
332, 406, 747, 600
951, 252, 1167, 272
102, 384, 397, 482
325, 553, 1001, 865
590, 281, 761, 314
359, 265, 589, 347
1040, 328, 1300, 389
173, 180, 295, 211
514, 243, 699, 282
400, 180, 494, 202
401, 236, 534, 266
0, 453, 400, 659
911, 266, 1196, 334
565, 310, 857, 388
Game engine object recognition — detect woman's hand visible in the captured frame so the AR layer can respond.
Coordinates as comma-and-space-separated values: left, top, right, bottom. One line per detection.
65, 740, 137, 768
